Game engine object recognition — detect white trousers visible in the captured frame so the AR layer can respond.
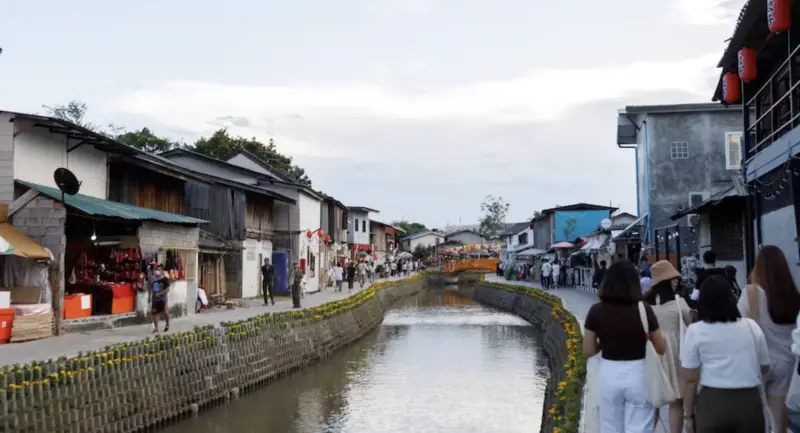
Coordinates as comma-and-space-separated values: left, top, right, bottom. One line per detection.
598, 359, 655, 433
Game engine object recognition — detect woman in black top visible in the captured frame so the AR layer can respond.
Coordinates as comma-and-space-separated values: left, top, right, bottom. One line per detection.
584, 260, 667, 433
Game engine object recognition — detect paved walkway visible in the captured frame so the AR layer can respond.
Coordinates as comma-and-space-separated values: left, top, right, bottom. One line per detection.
0, 275, 412, 367
483, 275, 671, 433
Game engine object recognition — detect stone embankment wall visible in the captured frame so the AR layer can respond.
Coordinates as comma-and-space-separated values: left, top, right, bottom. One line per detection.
0, 275, 426, 433
472, 277, 585, 433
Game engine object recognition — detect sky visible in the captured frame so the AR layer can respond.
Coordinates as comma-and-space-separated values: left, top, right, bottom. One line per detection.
0, 0, 745, 228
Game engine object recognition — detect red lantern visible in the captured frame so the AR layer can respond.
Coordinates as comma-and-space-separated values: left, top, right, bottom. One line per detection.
324, 234, 331, 243
318, 229, 324, 237
738, 48, 757, 82
768, 0, 791, 33
722, 72, 740, 104
306, 230, 313, 239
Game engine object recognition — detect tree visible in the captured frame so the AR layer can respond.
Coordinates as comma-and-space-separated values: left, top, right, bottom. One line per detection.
117, 128, 179, 153
393, 220, 428, 236
43, 100, 96, 130
478, 195, 509, 239
412, 244, 435, 261
191, 129, 312, 186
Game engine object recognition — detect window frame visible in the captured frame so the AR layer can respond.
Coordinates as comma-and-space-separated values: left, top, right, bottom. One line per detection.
670, 141, 689, 160
725, 131, 743, 170
354, 218, 359, 232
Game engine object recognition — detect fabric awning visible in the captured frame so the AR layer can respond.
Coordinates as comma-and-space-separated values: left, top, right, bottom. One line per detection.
0, 222, 53, 260
580, 234, 610, 251
20, 181, 207, 225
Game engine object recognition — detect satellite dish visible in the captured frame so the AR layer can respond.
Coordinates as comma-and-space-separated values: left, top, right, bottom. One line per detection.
53, 168, 81, 196
600, 218, 612, 230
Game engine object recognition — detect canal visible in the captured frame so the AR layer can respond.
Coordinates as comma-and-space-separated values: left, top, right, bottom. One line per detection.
163, 288, 549, 433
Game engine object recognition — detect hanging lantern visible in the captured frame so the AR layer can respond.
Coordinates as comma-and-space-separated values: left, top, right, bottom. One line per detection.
324, 234, 331, 243
768, 0, 791, 33
738, 47, 757, 81
318, 229, 325, 237
306, 230, 313, 239
722, 72, 740, 103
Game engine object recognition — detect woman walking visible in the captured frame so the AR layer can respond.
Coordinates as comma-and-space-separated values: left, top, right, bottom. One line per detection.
346, 261, 356, 292
583, 260, 667, 433
738, 245, 800, 433
645, 260, 693, 433
682, 275, 771, 433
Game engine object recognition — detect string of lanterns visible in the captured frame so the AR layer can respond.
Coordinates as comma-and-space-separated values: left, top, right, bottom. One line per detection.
745, 154, 800, 201
722, 0, 791, 104
305, 228, 332, 243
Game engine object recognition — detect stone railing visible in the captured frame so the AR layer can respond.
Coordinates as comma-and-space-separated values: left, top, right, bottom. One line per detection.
475, 277, 586, 433
0, 274, 427, 433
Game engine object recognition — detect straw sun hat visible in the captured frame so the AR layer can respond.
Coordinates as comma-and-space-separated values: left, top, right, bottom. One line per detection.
650, 260, 681, 286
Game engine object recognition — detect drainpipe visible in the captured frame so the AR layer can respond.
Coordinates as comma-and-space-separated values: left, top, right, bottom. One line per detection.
642, 116, 652, 246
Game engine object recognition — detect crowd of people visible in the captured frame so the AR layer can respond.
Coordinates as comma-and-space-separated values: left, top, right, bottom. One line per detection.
584, 245, 800, 433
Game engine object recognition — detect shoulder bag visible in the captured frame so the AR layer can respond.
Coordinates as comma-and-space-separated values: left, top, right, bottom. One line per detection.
744, 318, 776, 432
747, 284, 760, 321
638, 302, 678, 407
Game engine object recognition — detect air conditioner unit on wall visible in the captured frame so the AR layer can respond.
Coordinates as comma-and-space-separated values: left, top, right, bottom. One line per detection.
687, 214, 700, 227
689, 192, 707, 208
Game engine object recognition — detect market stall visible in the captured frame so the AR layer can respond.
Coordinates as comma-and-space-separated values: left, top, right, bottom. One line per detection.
0, 206, 56, 344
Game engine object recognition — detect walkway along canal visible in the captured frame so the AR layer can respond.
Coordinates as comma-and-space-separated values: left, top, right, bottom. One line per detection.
0, 272, 588, 433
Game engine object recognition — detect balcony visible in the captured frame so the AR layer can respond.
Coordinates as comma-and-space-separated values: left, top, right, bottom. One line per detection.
745, 43, 800, 159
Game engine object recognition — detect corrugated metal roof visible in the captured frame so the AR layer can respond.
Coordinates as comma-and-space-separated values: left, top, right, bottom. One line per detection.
21, 181, 207, 225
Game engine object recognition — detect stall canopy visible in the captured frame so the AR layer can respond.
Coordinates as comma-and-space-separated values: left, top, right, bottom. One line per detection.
580, 234, 610, 251
20, 181, 207, 224
0, 203, 52, 260
551, 242, 574, 249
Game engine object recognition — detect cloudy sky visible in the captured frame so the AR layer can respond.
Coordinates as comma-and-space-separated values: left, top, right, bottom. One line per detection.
1, 0, 743, 227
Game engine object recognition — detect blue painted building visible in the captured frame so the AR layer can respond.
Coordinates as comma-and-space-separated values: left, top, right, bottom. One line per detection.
531, 203, 616, 249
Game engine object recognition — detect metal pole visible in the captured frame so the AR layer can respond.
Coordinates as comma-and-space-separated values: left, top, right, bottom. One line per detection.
674, 226, 681, 271
742, 91, 756, 273
655, 229, 660, 261
665, 229, 671, 265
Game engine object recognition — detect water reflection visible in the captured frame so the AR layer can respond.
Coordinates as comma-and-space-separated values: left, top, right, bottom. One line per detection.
162, 289, 548, 433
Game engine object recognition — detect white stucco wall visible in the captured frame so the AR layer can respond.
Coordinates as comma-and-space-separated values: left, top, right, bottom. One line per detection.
241, 239, 273, 298
760, 205, 800, 285
298, 192, 322, 293
409, 233, 443, 250
14, 129, 108, 199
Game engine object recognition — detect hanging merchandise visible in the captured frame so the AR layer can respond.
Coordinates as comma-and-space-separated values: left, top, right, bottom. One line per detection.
738, 47, 757, 82
722, 72, 740, 104
768, 0, 791, 33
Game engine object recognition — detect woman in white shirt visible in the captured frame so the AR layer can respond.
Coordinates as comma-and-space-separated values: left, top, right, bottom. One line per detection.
738, 245, 800, 433
682, 275, 770, 433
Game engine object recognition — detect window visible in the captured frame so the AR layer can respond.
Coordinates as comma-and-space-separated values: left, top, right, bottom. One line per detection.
518, 233, 528, 245
362, 220, 366, 232
670, 142, 689, 159
354, 218, 359, 231
725, 132, 743, 170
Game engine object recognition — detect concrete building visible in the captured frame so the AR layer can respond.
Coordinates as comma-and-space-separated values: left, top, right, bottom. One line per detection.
400, 231, 445, 252
346, 207, 378, 259
616, 104, 743, 258
444, 229, 486, 246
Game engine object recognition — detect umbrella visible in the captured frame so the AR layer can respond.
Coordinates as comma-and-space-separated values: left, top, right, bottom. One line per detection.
551, 241, 574, 249
397, 252, 413, 259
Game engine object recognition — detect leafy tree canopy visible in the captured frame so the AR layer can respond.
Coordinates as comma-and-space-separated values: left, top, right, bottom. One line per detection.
478, 195, 510, 239
393, 221, 428, 236
412, 244, 435, 261
43, 100, 312, 186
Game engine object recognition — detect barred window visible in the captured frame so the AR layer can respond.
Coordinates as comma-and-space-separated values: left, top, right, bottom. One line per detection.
670, 142, 689, 159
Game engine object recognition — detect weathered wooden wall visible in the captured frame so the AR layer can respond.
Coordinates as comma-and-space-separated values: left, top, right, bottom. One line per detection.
108, 164, 184, 214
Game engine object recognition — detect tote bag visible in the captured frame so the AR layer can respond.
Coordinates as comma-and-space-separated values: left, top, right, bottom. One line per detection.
638, 302, 678, 407
744, 318, 777, 432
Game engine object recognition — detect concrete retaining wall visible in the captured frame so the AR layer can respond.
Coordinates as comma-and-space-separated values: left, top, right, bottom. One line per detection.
473, 282, 584, 433
0, 276, 426, 433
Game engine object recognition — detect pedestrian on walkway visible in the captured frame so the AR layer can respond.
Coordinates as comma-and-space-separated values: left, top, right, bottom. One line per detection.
645, 260, 692, 433
261, 258, 275, 306
368, 261, 375, 283
551, 261, 561, 289
682, 275, 770, 433
357, 259, 367, 288
150, 266, 172, 333
541, 260, 551, 289
785, 311, 800, 432
290, 263, 303, 309
738, 245, 800, 433
334, 262, 344, 291
346, 261, 355, 291
583, 260, 666, 433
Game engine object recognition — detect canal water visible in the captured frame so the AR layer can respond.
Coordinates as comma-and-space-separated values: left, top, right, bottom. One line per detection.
163, 289, 549, 433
